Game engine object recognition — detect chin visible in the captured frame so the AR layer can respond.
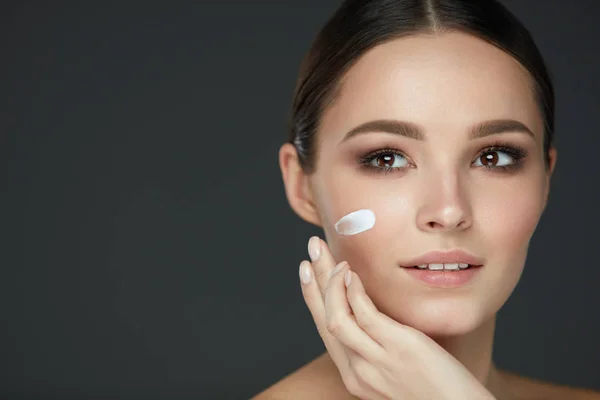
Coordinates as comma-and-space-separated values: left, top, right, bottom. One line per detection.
408, 317, 482, 338
383, 298, 489, 338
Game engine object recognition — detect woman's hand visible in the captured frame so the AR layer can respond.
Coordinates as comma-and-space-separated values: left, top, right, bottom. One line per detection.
299, 236, 496, 400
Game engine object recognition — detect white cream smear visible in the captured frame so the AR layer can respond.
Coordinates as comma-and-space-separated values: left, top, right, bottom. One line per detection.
334, 209, 376, 236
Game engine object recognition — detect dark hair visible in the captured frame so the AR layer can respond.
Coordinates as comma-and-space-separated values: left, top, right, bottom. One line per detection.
288, 0, 554, 174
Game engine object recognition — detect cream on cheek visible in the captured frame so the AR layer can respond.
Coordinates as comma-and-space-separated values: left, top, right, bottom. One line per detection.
334, 209, 376, 235
326, 188, 412, 274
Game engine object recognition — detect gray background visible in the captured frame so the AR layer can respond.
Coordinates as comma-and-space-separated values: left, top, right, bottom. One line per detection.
1, 1, 599, 398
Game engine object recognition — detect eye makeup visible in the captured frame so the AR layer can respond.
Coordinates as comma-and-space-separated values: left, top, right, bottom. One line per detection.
334, 209, 376, 235
474, 141, 528, 172
357, 147, 411, 175
356, 140, 529, 174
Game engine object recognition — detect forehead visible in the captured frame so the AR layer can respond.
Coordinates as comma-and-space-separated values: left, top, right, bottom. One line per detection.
319, 31, 543, 141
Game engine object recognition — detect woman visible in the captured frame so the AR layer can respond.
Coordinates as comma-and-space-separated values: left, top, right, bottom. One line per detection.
255, 0, 599, 398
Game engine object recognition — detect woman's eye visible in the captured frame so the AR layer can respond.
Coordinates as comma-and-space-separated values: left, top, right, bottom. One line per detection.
369, 152, 409, 169
473, 150, 514, 168
361, 146, 524, 173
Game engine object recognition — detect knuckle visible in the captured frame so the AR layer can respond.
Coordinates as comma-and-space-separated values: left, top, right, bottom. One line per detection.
315, 324, 329, 341
326, 317, 343, 338
313, 264, 328, 280
354, 309, 372, 330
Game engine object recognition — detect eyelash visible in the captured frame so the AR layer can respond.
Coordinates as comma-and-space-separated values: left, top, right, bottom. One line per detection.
358, 141, 529, 174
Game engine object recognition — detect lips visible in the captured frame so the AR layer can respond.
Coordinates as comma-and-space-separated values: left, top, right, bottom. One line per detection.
413, 263, 471, 270
399, 249, 484, 268
403, 266, 482, 288
399, 249, 484, 288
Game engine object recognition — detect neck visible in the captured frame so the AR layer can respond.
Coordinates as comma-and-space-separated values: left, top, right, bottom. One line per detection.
430, 316, 514, 400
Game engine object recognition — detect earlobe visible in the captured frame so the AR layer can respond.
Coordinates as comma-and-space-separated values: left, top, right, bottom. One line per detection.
543, 147, 557, 210
548, 146, 557, 176
278, 143, 323, 227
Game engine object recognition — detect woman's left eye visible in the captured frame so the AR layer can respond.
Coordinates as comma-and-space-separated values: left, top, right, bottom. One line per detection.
473, 150, 515, 168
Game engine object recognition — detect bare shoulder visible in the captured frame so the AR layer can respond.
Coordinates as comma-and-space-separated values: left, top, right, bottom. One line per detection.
500, 369, 600, 400
251, 352, 357, 400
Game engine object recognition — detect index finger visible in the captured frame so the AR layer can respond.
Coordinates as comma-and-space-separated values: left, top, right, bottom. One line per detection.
308, 236, 338, 297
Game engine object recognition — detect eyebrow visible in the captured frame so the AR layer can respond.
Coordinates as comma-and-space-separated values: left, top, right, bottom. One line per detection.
339, 119, 536, 144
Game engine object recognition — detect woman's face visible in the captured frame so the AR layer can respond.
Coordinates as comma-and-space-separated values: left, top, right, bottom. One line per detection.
309, 32, 555, 337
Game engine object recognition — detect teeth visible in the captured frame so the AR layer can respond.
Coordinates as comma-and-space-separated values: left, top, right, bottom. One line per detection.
415, 263, 471, 270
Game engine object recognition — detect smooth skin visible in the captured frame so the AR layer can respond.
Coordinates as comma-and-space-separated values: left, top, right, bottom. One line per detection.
254, 31, 600, 399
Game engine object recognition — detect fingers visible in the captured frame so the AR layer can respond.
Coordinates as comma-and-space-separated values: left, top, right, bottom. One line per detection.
303, 237, 386, 361
324, 262, 385, 362
345, 270, 407, 348
299, 260, 351, 365
307, 236, 336, 297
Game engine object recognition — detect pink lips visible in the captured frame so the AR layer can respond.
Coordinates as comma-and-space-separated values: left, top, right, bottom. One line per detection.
401, 249, 484, 267
402, 266, 483, 288
399, 249, 484, 288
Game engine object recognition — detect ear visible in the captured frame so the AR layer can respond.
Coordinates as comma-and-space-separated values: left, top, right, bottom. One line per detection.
278, 143, 322, 227
543, 146, 557, 210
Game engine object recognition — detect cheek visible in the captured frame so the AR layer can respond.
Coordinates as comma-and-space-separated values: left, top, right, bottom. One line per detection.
467, 176, 546, 313
474, 176, 546, 260
317, 181, 414, 270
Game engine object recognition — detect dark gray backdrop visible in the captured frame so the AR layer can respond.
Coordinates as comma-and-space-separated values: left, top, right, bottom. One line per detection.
2, 1, 599, 398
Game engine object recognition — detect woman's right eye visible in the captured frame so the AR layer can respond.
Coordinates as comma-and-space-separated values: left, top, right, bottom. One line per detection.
360, 150, 409, 173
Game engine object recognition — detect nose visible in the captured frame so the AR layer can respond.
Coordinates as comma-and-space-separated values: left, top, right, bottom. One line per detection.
415, 172, 472, 233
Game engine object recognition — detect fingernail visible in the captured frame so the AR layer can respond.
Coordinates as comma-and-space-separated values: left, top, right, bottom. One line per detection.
308, 236, 321, 262
299, 261, 312, 284
331, 261, 347, 277
344, 270, 352, 287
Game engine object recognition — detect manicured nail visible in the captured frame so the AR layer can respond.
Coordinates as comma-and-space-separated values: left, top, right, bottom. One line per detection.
331, 261, 347, 277
344, 270, 352, 287
308, 236, 321, 262
299, 261, 312, 284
